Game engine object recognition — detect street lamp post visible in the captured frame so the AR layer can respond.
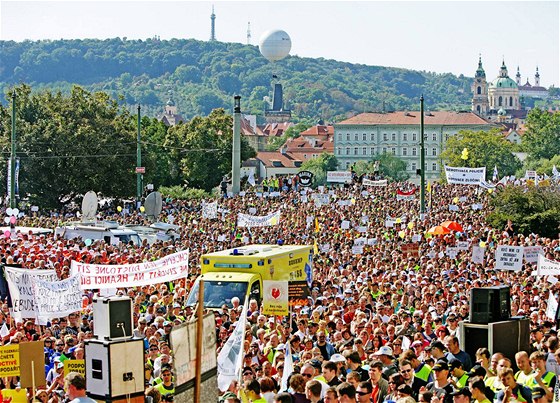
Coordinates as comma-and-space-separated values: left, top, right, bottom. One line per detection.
136, 105, 142, 209
10, 92, 16, 209
232, 96, 241, 194
420, 95, 426, 215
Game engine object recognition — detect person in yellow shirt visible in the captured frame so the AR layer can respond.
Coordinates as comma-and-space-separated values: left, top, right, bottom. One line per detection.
515, 351, 534, 387
243, 379, 267, 403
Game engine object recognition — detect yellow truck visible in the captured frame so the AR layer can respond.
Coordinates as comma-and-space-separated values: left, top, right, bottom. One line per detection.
186, 244, 313, 309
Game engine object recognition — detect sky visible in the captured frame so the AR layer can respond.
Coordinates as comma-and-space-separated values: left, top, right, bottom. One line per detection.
1, 0, 558, 87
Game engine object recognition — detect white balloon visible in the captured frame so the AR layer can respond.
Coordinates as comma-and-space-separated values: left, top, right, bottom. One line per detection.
5, 208, 12, 216
259, 30, 291, 62
12, 208, 19, 216
3, 217, 10, 224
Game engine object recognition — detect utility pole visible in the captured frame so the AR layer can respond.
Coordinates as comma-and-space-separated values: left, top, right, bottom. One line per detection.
10, 92, 16, 209
420, 95, 426, 215
232, 96, 241, 194
136, 105, 142, 209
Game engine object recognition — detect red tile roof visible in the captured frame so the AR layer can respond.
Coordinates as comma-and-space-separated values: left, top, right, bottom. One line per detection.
256, 151, 304, 168
337, 111, 491, 126
257, 122, 294, 137
283, 136, 334, 153
300, 125, 334, 136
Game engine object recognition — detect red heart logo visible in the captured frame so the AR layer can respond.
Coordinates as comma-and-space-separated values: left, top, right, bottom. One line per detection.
271, 288, 280, 299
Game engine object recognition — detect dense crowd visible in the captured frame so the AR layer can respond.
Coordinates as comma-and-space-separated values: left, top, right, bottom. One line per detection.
0, 179, 559, 403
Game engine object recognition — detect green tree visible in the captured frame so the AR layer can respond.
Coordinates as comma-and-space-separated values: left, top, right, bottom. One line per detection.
266, 122, 309, 151
441, 129, 521, 180
487, 185, 560, 239
523, 109, 560, 161
300, 154, 338, 186
164, 108, 256, 191
0, 84, 137, 207
371, 153, 409, 181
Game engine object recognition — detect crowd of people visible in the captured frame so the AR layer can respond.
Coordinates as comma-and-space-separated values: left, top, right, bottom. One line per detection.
0, 179, 559, 403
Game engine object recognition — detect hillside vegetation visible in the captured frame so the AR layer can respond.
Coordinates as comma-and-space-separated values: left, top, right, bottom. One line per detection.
0, 37, 473, 122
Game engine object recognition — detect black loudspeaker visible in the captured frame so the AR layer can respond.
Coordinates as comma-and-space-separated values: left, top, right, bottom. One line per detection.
470, 286, 511, 324
92, 296, 133, 340
84, 338, 145, 400
459, 319, 530, 365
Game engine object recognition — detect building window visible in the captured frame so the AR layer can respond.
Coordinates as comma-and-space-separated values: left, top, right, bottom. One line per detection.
391, 133, 396, 141
402, 147, 408, 156
403, 133, 408, 141
412, 133, 417, 141
498, 96, 503, 106
432, 147, 437, 156
354, 134, 358, 141
346, 133, 350, 141
510, 97, 513, 107
354, 147, 358, 155
412, 147, 417, 156
346, 162, 351, 169
346, 147, 350, 155
382, 147, 387, 154
363, 133, 367, 141
337, 147, 341, 155
362, 147, 367, 155
432, 162, 437, 171
432, 133, 437, 141
391, 147, 396, 155
371, 147, 375, 155
445, 133, 450, 141
370, 133, 375, 141
477, 105, 481, 113
411, 162, 417, 172
313, 154, 318, 158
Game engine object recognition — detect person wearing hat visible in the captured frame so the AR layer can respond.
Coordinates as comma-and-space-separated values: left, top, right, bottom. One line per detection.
449, 358, 470, 389
154, 365, 175, 401
372, 346, 398, 380
450, 387, 471, 403
426, 360, 455, 403
531, 387, 550, 403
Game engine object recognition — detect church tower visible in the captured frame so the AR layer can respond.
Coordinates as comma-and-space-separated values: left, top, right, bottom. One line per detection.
210, 6, 216, 41
472, 55, 489, 116
535, 66, 540, 86
516, 66, 521, 85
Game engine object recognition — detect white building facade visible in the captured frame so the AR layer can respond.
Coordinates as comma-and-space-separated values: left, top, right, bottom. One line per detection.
334, 111, 495, 180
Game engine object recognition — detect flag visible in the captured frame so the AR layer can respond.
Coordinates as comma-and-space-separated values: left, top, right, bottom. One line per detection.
426, 181, 431, 194
0, 323, 9, 338
314, 217, 320, 233
280, 341, 294, 392
58, 353, 69, 362
553, 165, 559, 177
546, 291, 558, 320
493, 165, 498, 182
217, 301, 248, 392
313, 240, 319, 255
247, 171, 256, 187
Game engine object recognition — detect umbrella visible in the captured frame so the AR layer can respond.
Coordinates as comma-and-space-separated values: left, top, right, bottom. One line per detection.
441, 220, 464, 232
427, 226, 451, 236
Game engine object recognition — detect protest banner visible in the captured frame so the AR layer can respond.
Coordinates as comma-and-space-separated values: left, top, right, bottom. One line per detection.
1, 389, 26, 403
444, 166, 486, 185
471, 246, 485, 264
19, 340, 45, 388
327, 171, 352, 183
0, 344, 19, 377
402, 243, 419, 258
537, 255, 560, 276
495, 245, 523, 271
288, 281, 310, 307
456, 241, 470, 251
237, 210, 281, 228
524, 246, 544, 264
4, 267, 58, 320
71, 249, 189, 289
351, 245, 363, 255
30, 273, 82, 320
341, 220, 350, 230
362, 178, 388, 187
202, 201, 218, 219
262, 280, 289, 316
311, 193, 329, 207
446, 247, 459, 259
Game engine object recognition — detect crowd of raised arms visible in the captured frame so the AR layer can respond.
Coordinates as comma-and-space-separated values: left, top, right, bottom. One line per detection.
0, 179, 559, 403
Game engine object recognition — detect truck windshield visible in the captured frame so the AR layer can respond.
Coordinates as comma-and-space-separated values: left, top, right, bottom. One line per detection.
116, 234, 142, 246
186, 280, 248, 308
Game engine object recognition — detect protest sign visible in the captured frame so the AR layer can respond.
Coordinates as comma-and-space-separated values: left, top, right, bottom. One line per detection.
446, 247, 459, 259
352, 245, 363, 255
312, 193, 329, 207
385, 219, 395, 228
0, 344, 19, 377
289, 281, 310, 307
537, 255, 560, 276
237, 210, 281, 227
456, 241, 470, 251
1, 390, 26, 403
262, 281, 289, 316
444, 166, 486, 185
202, 201, 218, 219
4, 267, 58, 320
30, 273, 82, 319
471, 246, 485, 264
341, 220, 350, 230
495, 245, 523, 271
357, 226, 367, 233
524, 246, 544, 264
402, 243, 419, 258
367, 238, 377, 246
354, 238, 366, 247
19, 340, 45, 388
72, 249, 189, 289
320, 244, 330, 253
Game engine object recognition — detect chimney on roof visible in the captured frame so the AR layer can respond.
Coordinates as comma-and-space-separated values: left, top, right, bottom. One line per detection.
280, 145, 287, 155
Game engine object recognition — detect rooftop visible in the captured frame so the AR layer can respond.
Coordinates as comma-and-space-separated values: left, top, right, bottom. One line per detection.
337, 111, 491, 126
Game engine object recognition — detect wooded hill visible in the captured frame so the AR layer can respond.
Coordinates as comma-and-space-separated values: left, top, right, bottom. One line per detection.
0, 37, 473, 122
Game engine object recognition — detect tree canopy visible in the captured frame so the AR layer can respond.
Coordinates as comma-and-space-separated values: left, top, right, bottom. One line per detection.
523, 109, 560, 161
300, 154, 338, 186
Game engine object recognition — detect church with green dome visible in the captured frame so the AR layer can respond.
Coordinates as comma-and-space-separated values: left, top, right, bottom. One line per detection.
472, 57, 520, 118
